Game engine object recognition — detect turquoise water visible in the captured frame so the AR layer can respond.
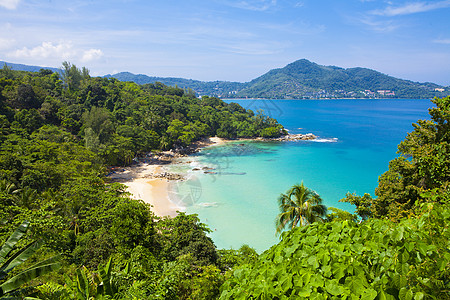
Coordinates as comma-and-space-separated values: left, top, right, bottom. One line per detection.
170, 99, 433, 252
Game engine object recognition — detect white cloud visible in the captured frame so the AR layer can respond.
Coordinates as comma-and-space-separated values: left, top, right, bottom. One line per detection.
357, 16, 399, 32
10, 41, 76, 60
0, 37, 15, 50
8, 41, 104, 64
224, 0, 277, 11
81, 48, 104, 62
0, 0, 20, 10
372, 0, 450, 16
433, 38, 450, 44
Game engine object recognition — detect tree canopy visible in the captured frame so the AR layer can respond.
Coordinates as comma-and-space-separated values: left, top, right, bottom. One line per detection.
276, 182, 327, 233
0, 64, 282, 299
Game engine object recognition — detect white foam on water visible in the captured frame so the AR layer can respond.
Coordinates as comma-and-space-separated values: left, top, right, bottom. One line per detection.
311, 137, 338, 143
197, 202, 219, 208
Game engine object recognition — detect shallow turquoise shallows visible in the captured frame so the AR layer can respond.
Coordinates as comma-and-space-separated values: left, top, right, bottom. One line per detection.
168, 99, 433, 252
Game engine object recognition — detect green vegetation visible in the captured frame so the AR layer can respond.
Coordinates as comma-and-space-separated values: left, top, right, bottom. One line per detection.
220, 202, 449, 299
1, 62, 449, 299
105, 72, 245, 99
0, 220, 61, 298
276, 182, 327, 233
0, 64, 283, 298
235, 59, 448, 99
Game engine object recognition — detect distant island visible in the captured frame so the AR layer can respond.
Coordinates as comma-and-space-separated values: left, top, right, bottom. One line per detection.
2, 59, 449, 99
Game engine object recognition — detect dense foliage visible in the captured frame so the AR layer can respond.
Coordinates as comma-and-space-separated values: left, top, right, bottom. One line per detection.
0, 64, 282, 298
0, 63, 283, 166
220, 202, 449, 299
105, 72, 246, 98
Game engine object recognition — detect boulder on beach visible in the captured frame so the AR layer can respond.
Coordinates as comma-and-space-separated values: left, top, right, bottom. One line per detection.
270, 133, 317, 141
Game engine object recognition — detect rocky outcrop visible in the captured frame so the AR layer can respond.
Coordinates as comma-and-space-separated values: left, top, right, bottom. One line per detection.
262, 133, 317, 141
151, 172, 185, 181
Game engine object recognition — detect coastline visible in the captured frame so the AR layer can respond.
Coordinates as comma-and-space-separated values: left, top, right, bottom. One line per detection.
108, 136, 226, 218
108, 133, 315, 218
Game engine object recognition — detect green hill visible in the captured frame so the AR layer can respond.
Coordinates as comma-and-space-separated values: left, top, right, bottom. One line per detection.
0, 60, 61, 74
235, 59, 448, 99
104, 72, 245, 97
106, 59, 449, 99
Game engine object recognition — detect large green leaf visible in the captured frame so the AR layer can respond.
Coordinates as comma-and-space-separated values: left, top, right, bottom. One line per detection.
325, 280, 344, 296
0, 241, 41, 278
76, 268, 90, 299
98, 257, 113, 296
0, 221, 30, 266
391, 226, 405, 242
0, 255, 61, 295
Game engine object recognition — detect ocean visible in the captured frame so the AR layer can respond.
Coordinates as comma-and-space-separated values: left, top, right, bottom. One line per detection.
167, 99, 433, 252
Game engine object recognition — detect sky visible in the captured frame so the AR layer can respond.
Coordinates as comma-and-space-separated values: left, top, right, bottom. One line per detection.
0, 0, 449, 85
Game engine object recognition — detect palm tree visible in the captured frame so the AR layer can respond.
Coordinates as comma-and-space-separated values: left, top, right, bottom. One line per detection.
0, 180, 19, 195
11, 186, 37, 210
276, 182, 327, 234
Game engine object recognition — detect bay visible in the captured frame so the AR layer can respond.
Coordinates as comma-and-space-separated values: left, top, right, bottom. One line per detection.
169, 99, 433, 252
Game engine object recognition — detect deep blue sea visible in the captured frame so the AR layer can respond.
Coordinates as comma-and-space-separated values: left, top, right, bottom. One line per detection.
168, 99, 433, 252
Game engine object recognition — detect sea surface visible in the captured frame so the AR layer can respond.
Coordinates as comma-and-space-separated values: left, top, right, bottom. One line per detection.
167, 99, 433, 252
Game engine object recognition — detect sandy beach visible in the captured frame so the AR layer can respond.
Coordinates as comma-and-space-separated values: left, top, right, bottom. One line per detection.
108, 136, 226, 218
108, 133, 314, 217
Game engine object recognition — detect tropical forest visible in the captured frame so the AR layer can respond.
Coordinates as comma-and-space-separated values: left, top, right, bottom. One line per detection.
0, 63, 449, 299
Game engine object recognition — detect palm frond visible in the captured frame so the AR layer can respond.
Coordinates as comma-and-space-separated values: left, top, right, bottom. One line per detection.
276, 182, 327, 233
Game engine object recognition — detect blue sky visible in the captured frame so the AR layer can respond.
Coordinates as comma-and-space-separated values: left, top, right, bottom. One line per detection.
0, 0, 449, 85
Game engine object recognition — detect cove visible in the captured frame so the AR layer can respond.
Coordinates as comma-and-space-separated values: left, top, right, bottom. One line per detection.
170, 99, 433, 252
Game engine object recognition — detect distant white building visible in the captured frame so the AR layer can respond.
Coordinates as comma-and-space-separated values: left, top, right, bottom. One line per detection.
377, 90, 395, 96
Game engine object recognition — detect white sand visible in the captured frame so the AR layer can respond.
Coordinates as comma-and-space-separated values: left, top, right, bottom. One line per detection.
110, 164, 181, 217
109, 136, 227, 218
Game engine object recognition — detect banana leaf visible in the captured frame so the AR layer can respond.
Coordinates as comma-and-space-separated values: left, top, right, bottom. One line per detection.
0, 241, 41, 279
0, 221, 30, 266
98, 257, 113, 296
76, 267, 90, 299
0, 255, 61, 295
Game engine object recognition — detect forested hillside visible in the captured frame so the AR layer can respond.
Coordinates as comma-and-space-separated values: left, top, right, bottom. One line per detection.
104, 72, 245, 98
0, 63, 281, 299
235, 59, 448, 99
107, 60, 449, 99
0, 60, 61, 75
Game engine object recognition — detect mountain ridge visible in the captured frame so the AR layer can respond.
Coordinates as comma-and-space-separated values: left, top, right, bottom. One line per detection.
2, 59, 448, 99
0, 60, 61, 74
236, 59, 446, 99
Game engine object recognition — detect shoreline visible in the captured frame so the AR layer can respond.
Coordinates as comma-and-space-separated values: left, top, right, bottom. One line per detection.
108, 133, 316, 218
108, 136, 226, 218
